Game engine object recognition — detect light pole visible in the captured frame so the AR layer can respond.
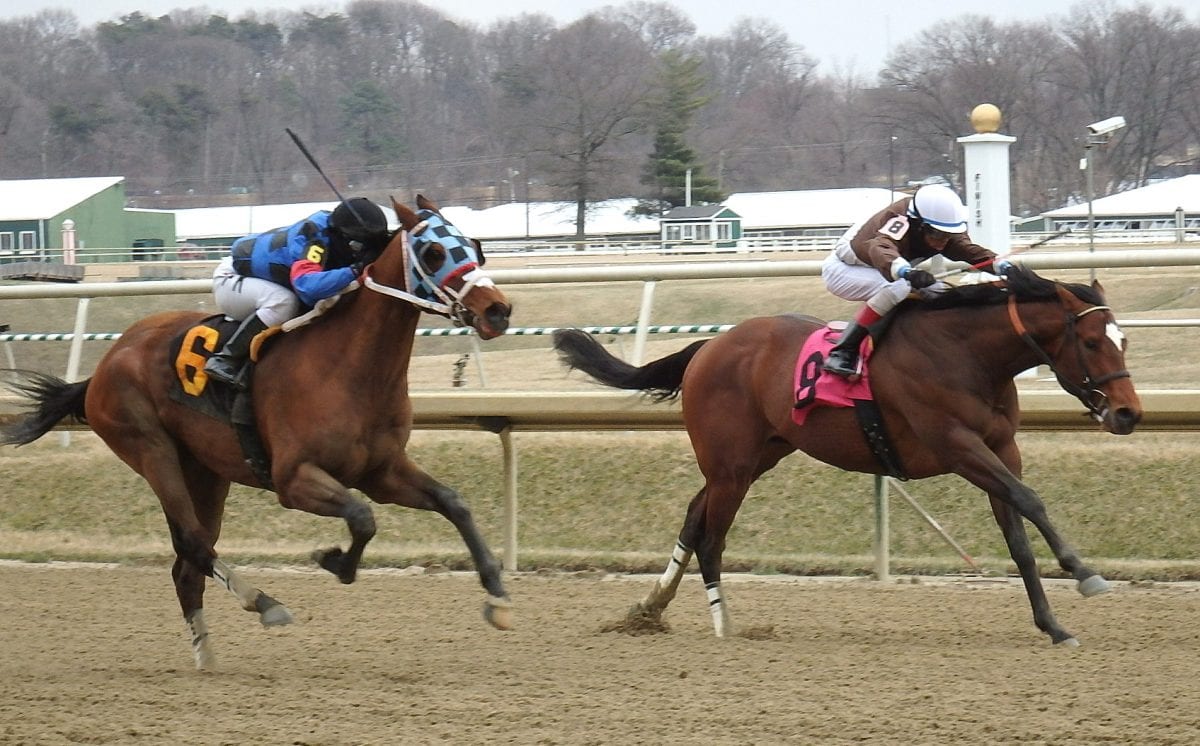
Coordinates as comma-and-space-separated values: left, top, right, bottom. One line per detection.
887, 135, 897, 201
1083, 116, 1126, 282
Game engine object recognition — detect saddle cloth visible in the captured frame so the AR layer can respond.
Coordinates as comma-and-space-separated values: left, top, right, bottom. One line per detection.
167, 315, 241, 423
791, 324, 874, 427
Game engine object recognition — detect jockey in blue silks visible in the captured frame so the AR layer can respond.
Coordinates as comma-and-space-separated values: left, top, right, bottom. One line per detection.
206, 197, 390, 389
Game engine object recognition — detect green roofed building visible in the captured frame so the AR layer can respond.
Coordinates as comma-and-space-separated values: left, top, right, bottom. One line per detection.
0, 176, 174, 263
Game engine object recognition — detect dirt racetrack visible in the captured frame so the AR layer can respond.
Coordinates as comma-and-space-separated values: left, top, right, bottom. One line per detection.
2, 562, 1199, 745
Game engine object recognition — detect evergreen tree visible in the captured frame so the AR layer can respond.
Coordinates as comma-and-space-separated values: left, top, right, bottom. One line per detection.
635, 48, 723, 216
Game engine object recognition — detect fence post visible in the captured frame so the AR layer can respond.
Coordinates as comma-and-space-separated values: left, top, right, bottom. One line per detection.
632, 280, 657, 365
873, 475, 890, 582
500, 427, 518, 571
59, 297, 91, 447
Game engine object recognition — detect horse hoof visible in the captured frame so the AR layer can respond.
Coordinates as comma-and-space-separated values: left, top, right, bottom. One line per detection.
1054, 636, 1081, 648
1078, 574, 1111, 597
312, 547, 357, 584
483, 596, 514, 631
260, 603, 295, 627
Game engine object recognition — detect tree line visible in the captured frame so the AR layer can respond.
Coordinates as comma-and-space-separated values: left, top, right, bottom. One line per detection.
0, 0, 1197, 236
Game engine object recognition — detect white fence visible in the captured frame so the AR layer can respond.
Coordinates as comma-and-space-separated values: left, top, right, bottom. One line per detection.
9, 225, 1198, 263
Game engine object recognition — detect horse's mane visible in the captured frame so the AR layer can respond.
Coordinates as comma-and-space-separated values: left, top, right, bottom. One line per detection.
916, 264, 1103, 311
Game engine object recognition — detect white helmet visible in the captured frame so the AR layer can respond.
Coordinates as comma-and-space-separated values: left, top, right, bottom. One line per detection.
908, 184, 968, 234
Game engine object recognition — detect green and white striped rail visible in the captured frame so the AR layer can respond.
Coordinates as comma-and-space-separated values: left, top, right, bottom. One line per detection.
0, 325, 736, 342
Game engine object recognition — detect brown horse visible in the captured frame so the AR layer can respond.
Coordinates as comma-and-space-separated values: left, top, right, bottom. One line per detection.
3, 195, 514, 670
554, 265, 1142, 646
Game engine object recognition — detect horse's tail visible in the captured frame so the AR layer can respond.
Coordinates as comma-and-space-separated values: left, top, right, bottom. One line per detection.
1, 370, 90, 446
552, 329, 707, 402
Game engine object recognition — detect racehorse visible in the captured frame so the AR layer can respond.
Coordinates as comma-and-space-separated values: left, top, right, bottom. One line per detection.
553, 265, 1142, 646
2, 195, 515, 670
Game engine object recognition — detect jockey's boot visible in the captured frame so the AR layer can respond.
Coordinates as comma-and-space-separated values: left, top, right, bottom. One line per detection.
821, 321, 869, 378
204, 315, 269, 391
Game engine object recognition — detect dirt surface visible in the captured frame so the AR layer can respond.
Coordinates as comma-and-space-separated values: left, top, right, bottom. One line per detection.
2, 563, 1199, 745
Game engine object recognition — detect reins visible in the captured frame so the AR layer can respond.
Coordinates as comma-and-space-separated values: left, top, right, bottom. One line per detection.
1006, 294, 1130, 422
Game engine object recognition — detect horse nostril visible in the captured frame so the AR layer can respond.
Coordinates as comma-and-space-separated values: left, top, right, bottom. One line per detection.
1111, 407, 1141, 434
487, 303, 510, 333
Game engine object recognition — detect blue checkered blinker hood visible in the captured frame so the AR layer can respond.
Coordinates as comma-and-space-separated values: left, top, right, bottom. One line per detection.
406, 209, 483, 300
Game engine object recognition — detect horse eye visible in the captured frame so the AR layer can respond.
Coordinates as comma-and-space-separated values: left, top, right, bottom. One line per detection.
1084, 339, 1099, 351
421, 246, 447, 274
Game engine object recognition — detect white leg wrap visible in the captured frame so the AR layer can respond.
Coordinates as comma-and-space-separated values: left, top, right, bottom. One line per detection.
643, 541, 693, 611
657, 541, 692, 590
707, 583, 730, 637
211, 559, 260, 611
186, 609, 217, 671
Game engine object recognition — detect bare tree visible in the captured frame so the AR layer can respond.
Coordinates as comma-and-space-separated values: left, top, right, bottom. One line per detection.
691, 18, 819, 192
506, 15, 657, 238
1055, 3, 1200, 192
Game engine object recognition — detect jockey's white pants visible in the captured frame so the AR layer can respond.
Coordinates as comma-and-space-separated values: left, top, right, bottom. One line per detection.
211, 257, 300, 328
821, 248, 950, 317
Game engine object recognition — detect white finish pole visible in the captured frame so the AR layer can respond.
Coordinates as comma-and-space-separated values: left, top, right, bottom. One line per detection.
958, 131, 1016, 256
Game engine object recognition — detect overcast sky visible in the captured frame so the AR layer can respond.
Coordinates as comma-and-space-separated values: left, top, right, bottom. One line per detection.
3, 0, 1195, 75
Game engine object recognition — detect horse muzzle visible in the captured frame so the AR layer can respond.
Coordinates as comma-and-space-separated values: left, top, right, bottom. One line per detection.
471, 301, 512, 340
1104, 405, 1142, 435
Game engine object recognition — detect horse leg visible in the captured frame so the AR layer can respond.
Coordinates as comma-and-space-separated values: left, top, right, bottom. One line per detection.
988, 471, 1109, 594
986, 497, 1079, 646
173, 457, 293, 670
276, 462, 377, 585
359, 459, 512, 631
689, 472, 753, 638
105, 430, 292, 666
954, 435, 1106, 645
628, 489, 702, 625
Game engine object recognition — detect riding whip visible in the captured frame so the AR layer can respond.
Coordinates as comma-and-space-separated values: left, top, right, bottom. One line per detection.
935, 228, 1073, 279
284, 127, 369, 228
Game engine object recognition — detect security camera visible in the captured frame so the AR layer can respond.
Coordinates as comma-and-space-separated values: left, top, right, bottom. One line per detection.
1087, 116, 1126, 136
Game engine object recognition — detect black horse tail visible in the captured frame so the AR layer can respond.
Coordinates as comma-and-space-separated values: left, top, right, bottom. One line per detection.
552, 329, 707, 402
1, 371, 90, 446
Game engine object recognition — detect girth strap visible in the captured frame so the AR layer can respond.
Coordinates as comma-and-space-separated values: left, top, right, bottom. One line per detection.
853, 399, 907, 481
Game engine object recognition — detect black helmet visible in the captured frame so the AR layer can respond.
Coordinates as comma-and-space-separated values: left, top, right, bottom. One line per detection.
330, 198, 388, 244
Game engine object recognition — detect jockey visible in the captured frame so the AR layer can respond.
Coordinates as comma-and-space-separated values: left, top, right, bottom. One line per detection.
205, 197, 390, 389
820, 184, 1012, 378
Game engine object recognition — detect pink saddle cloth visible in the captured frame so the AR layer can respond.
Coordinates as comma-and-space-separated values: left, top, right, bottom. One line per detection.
791, 324, 874, 427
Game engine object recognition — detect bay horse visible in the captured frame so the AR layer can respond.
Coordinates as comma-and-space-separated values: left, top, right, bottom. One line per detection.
553, 265, 1142, 646
2, 195, 514, 670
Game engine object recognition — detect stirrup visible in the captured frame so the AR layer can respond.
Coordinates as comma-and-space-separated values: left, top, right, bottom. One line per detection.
204, 357, 247, 390
822, 352, 860, 378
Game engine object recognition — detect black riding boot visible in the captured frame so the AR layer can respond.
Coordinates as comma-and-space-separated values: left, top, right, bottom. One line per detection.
822, 321, 869, 378
204, 315, 269, 390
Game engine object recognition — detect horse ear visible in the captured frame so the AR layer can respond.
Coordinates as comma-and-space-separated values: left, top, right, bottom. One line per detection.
391, 197, 419, 230
416, 194, 438, 212
472, 238, 486, 266
1092, 279, 1106, 297
1055, 283, 1087, 311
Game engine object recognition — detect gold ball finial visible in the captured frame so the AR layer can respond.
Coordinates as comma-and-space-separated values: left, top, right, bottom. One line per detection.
971, 103, 1002, 133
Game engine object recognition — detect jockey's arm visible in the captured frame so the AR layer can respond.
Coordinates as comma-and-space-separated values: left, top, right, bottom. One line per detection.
289, 259, 358, 308
862, 236, 905, 280
943, 235, 1000, 272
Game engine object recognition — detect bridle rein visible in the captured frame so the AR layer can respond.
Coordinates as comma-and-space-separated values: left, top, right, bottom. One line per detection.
1006, 295, 1131, 423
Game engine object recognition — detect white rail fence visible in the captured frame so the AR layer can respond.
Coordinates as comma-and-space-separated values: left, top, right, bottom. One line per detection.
3, 248, 1200, 575
9, 225, 1197, 264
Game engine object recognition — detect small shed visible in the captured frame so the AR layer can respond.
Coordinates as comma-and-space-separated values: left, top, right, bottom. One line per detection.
659, 205, 741, 249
